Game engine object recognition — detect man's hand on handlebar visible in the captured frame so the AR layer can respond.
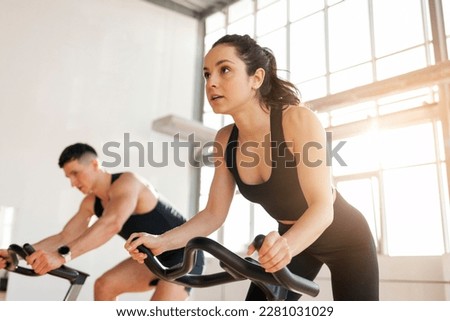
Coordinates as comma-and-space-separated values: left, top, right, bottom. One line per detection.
26, 250, 65, 275
125, 232, 163, 264
0, 249, 9, 269
247, 231, 292, 273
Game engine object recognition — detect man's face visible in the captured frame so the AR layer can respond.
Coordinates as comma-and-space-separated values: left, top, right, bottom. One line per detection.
63, 158, 97, 195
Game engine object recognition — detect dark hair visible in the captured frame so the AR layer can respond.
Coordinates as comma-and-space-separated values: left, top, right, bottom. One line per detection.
212, 34, 300, 110
58, 143, 97, 168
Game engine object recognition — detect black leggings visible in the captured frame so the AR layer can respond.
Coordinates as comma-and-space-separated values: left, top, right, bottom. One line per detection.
246, 192, 379, 301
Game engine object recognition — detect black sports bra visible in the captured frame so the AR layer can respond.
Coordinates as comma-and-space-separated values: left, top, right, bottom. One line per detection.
225, 108, 309, 221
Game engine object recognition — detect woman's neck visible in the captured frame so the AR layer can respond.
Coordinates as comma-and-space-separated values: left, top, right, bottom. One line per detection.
232, 104, 271, 140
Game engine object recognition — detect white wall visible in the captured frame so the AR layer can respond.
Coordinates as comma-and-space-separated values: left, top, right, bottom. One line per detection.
0, 0, 200, 300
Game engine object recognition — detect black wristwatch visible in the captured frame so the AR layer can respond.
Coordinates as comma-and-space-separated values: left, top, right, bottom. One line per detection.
57, 245, 72, 263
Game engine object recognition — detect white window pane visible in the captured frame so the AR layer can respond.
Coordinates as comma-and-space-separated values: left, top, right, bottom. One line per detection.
436, 121, 446, 161
254, 204, 278, 236
199, 194, 208, 211
442, 164, 450, 244
289, 0, 324, 22
384, 165, 444, 256
290, 12, 326, 82
256, 0, 287, 36
203, 95, 211, 113
373, 0, 425, 57
258, 0, 278, 9
376, 47, 427, 80
316, 111, 330, 128
443, 0, 450, 37
327, 0, 345, 5
204, 29, 226, 52
227, 15, 255, 36
223, 194, 252, 252
330, 101, 377, 126
223, 114, 234, 126
206, 11, 226, 34
378, 88, 436, 115
328, 0, 371, 71
379, 123, 436, 168
229, 0, 254, 23
257, 28, 287, 71
331, 133, 380, 176
202, 111, 224, 130
0, 206, 15, 248
329, 63, 373, 94
336, 178, 379, 245
298, 77, 327, 101
200, 166, 214, 196
447, 37, 450, 58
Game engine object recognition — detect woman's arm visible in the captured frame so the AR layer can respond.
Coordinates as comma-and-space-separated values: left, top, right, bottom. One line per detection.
126, 125, 237, 259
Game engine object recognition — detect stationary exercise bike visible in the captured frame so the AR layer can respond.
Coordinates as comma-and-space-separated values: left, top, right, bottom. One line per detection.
4, 243, 89, 301
136, 234, 320, 300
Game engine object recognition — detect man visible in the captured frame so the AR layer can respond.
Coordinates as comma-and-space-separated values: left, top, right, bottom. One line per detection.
0, 143, 204, 300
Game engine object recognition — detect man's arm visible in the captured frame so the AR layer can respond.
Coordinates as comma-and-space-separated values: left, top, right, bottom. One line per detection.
0, 196, 93, 271
32, 195, 95, 252
66, 174, 140, 259
24, 195, 95, 273
29, 174, 140, 274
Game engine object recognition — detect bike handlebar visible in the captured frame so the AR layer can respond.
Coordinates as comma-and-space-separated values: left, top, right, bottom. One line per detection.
6, 243, 89, 285
137, 235, 320, 297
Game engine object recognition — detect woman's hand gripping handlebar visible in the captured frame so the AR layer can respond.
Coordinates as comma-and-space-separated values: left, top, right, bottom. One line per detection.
135, 234, 320, 298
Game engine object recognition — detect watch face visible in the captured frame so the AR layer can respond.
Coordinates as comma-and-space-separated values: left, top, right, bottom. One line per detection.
58, 246, 70, 255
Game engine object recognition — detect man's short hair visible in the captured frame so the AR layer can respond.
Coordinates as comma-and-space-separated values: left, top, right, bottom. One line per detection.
58, 143, 98, 168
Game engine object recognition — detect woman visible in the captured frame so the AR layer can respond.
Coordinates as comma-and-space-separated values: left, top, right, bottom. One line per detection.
125, 34, 379, 300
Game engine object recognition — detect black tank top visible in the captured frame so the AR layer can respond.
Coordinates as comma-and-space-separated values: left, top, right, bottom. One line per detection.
93, 173, 186, 240
225, 108, 309, 221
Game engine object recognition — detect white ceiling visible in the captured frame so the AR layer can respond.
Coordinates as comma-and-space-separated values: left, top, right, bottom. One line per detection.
143, 0, 240, 19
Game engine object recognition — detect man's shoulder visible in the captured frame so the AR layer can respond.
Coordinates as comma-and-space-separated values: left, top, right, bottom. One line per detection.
79, 193, 96, 214
113, 171, 139, 184
110, 172, 145, 193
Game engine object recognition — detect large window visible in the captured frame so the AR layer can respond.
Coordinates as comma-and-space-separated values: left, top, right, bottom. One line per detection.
201, 0, 450, 256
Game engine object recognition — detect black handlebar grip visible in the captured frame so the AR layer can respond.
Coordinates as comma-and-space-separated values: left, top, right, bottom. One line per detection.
4, 247, 19, 272
251, 234, 320, 297
23, 243, 36, 256
253, 234, 265, 251
6, 244, 38, 275
23, 243, 80, 281
273, 268, 320, 297
8, 244, 28, 260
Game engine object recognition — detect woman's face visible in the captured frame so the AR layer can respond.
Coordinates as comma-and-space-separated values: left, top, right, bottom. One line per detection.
203, 44, 258, 115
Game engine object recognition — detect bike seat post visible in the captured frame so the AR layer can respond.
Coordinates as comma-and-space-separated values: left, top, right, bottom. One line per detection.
63, 270, 90, 301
